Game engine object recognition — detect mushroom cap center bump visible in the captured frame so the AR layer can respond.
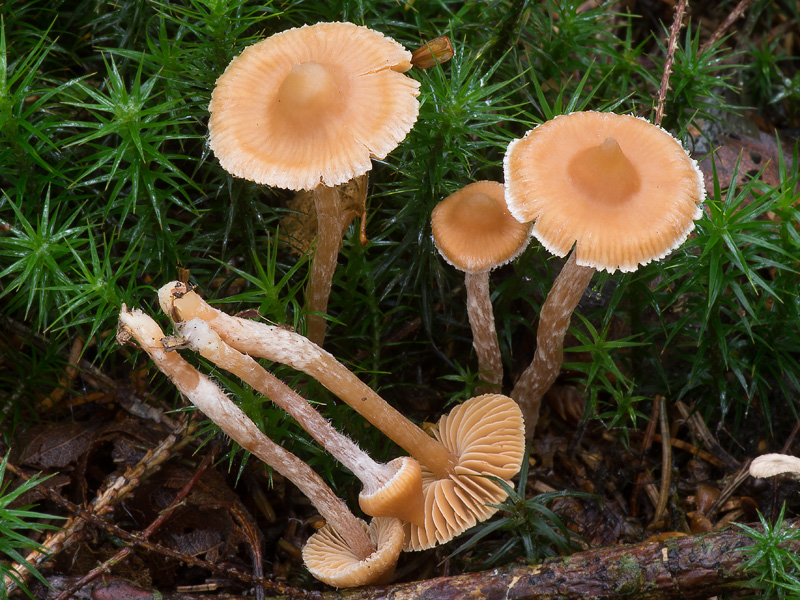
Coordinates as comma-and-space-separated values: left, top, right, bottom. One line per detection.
276, 61, 345, 118
567, 136, 641, 205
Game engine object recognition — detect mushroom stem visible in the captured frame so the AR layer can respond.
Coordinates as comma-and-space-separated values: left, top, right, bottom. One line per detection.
176, 317, 424, 525
306, 184, 343, 347
464, 271, 503, 393
158, 282, 459, 480
511, 251, 595, 437
117, 307, 375, 560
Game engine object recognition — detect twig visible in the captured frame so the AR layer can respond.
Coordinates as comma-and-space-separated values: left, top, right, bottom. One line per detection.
6, 453, 307, 597
631, 398, 662, 517
52, 452, 215, 600
299, 520, 800, 600
2, 415, 194, 593
650, 396, 672, 528
700, 0, 756, 54
653, 0, 687, 127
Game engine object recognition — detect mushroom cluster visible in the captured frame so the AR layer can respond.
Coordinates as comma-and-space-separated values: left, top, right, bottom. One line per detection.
118, 280, 526, 587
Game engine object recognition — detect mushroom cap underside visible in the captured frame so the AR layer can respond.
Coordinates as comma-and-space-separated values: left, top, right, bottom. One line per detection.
403, 393, 525, 551
504, 111, 705, 273
431, 180, 532, 273
358, 456, 425, 527
208, 21, 420, 191
303, 516, 404, 587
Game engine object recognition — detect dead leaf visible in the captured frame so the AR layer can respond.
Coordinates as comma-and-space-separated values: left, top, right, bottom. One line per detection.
280, 174, 369, 254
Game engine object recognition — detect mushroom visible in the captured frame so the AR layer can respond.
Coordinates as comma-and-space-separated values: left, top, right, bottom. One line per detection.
304, 515, 405, 587
208, 22, 420, 346
116, 306, 403, 586
403, 393, 525, 551
749, 454, 800, 478
175, 316, 424, 526
431, 180, 531, 392
158, 282, 526, 549
504, 111, 705, 437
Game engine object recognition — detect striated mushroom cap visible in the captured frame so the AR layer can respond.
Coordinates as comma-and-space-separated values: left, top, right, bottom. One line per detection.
303, 516, 404, 588
749, 453, 800, 478
431, 180, 532, 273
359, 456, 425, 527
404, 394, 525, 551
208, 22, 420, 191
504, 111, 705, 273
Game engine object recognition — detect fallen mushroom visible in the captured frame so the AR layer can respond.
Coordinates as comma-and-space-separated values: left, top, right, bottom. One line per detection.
175, 316, 424, 526
504, 111, 705, 437
158, 282, 526, 549
116, 306, 403, 586
208, 22, 420, 346
403, 393, 525, 551
749, 453, 800, 478
431, 180, 531, 392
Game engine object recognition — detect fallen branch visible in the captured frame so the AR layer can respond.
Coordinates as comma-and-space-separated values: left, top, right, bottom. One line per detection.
297, 522, 795, 600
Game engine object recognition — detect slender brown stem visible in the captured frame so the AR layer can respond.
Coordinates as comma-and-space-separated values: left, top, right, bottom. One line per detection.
700, 0, 755, 54
464, 271, 503, 393
511, 252, 594, 437
654, 0, 687, 127
175, 318, 425, 525
651, 396, 672, 528
160, 283, 459, 479
306, 184, 342, 347
119, 307, 375, 560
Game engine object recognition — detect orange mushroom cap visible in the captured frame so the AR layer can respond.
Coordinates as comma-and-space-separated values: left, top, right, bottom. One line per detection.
208, 22, 420, 191
303, 516, 405, 587
431, 180, 532, 273
504, 111, 705, 273
404, 394, 525, 551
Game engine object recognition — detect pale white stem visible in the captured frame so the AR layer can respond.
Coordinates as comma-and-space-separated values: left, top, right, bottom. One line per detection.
511, 252, 595, 438
158, 282, 458, 480
306, 184, 342, 347
118, 307, 375, 560
464, 271, 503, 393
176, 318, 400, 497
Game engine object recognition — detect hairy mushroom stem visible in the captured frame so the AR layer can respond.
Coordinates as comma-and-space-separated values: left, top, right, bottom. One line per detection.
158, 282, 459, 480
511, 251, 595, 437
464, 271, 503, 392
306, 184, 343, 347
117, 306, 375, 560
176, 317, 424, 525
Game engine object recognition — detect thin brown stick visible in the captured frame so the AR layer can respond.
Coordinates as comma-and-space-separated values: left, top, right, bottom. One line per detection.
650, 396, 672, 528
654, 0, 687, 127
5, 457, 305, 597
700, 0, 756, 54
2, 415, 194, 594
53, 452, 215, 600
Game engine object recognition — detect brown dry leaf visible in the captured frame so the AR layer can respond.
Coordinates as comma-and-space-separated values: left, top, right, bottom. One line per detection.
280, 174, 369, 254
700, 131, 795, 199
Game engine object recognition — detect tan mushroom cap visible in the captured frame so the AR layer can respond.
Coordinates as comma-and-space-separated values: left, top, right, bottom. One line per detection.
359, 456, 425, 527
404, 393, 525, 551
208, 22, 420, 191
303, 516, 404, 587
431, 181, 532, 273
504, 111, 705, 273
749, 453, 800, 478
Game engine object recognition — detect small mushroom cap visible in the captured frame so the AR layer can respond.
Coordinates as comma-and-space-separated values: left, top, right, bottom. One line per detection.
358, 456, 425, 527
431, 181, 532, 273
749, 453, 800, 478
208, 22, 420, 191
303, 517, 404, 588
404, 394, 525, 551
504, 111, 705, 273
